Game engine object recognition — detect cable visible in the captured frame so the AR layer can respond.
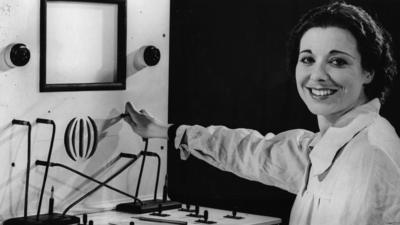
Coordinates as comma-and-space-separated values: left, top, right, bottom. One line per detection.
62, 154, 141, 215
35, 155, 142, 204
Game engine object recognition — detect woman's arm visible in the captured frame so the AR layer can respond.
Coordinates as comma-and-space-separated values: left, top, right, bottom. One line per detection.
172, 124, 313, 194
123, 101, 314, 194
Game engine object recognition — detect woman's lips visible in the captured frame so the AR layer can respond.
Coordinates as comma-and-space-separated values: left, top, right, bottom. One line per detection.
307, 87, 338, 99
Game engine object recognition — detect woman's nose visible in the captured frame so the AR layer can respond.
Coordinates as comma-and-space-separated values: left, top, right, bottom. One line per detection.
309, 63, 329, 81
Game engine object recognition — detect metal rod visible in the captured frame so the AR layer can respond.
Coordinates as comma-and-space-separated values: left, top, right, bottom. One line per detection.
11, 119, 31, 219
36, 119, 56, 220
163, 174, 168, 202
142, 151, 161, 201
62, 155, 140, 215
48, 186, 54, 215
35, 157, 142, 204
134, 216, 188, 225
133, 138, 149, 204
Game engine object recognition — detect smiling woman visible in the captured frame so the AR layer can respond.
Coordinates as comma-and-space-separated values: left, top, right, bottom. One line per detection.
295, 27, 373, 126
121, 1, 400, 225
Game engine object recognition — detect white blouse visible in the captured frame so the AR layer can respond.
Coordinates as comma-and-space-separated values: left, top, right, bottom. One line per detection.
173, 99, 400, 225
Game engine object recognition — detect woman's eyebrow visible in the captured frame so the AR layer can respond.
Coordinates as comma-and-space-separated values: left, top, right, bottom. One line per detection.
299, 49, 312, 54
329, 50, 356, 59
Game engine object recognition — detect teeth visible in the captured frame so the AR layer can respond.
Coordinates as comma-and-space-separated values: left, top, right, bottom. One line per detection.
310, 88, 335, 96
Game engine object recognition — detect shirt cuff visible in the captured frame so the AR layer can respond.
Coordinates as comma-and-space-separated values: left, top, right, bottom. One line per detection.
167, 124, 180, 141
167, 124, 191, 160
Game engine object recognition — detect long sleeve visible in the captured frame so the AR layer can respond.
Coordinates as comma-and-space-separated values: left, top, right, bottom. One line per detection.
171, 124, 315, 194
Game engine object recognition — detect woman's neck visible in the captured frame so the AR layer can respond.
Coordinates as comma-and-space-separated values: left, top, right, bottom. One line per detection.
317, 116, 335, 134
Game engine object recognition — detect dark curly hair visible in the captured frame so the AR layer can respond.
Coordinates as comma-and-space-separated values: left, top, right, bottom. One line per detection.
287, 1, 397, 104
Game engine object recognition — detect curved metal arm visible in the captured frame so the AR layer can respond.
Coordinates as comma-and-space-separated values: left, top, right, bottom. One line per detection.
134, 138, 149, 203
142, 151, 161, 201
36, 118, 56, 220
11, 119, 31, 219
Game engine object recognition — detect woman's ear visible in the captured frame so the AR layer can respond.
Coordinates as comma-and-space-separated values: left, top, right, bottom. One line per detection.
364, 71, 374, 84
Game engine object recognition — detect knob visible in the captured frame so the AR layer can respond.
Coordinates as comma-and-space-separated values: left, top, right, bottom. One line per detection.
162, 185, 168, 202
133, 45, 161, 70
203, 210, 208, 222
158, 203, 162, 215
224, 208, 243, 219
143, 45, 160, 66
4, 43, 30, 67
82, 214, 87, 225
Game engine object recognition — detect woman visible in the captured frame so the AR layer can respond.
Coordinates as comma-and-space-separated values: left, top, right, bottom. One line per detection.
124, 2, 400, 224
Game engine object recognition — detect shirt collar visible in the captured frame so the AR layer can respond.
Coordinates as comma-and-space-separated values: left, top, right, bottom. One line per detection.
309, 98, 380, 176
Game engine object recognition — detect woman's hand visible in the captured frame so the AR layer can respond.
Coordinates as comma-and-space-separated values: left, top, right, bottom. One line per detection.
124, 102, 169, 139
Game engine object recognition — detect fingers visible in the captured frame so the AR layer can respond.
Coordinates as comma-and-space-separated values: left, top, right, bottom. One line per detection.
139, 109, 152, 118
125, 102, 154, 126
123, 112, 136, 126
125, 102, 141, 121
126, 102, 154, 118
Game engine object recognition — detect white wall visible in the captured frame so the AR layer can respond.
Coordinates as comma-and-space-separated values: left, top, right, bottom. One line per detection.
0, 0, 169, 220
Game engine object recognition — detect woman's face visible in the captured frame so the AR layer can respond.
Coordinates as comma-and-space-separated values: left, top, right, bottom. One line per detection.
295, 27, 373, 122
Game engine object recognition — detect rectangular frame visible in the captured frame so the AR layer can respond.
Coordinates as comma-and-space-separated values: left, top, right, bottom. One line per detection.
40, 0, 126, 92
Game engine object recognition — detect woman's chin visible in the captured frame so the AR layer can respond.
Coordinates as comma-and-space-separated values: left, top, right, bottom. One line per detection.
305, 104, 334, 116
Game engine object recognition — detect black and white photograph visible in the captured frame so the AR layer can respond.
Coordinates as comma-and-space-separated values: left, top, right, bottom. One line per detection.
1, 0, 400, 224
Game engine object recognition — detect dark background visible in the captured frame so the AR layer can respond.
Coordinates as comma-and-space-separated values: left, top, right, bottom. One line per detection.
167, 0, 400, 224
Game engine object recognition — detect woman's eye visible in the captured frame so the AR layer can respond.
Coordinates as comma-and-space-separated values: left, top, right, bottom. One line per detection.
299, 56, 314, 65
329, 58, 348, 67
